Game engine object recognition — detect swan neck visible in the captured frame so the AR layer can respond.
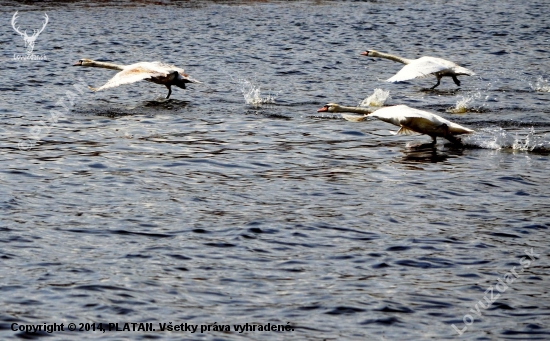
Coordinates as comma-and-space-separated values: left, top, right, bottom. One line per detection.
89, 61, 125, 70
371, 51, 410, 64
337, 106, 372, 115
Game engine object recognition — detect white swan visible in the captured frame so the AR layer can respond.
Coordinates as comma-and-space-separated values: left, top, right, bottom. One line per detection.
317, 103, 474, 144
73, 59, 200, 99
361, 50, 475, 89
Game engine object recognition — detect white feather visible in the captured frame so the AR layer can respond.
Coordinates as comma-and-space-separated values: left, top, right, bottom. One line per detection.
363, 50, 475, 87
370, 105, 474, 134
93, 66, 167, 91
341, 114, 367, 122
386, 57, 474, 83
76, 59, 199, 98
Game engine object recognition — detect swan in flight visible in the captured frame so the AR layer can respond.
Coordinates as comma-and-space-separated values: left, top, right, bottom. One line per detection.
360, 50, 475, 89
317, 103, 474, 144
73, 59, 200, 99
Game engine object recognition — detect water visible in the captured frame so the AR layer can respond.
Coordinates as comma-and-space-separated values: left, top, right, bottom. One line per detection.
1, 1, 550, 340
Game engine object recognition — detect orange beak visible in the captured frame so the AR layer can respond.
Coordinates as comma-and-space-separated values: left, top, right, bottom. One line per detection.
317, 106, 328, 112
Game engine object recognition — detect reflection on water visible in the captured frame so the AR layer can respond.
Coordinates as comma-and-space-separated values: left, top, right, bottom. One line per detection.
400, 145, 452, 164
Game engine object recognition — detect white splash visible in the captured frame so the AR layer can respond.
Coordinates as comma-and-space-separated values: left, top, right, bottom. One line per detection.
448, 92, 483, 114
463, 127, 550, 151
512, 128, 548, 151
238, 79, 277, 106
359, 88, 390, 107
530, 76, 550, 92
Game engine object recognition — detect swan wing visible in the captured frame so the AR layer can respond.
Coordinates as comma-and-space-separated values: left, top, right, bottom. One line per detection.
371, 105, 474, 135
149, 61, 201, 84
93, 66, 167, 91
341, 114, 367, 122
451, 65, 476, 76
150, 61, 186, 74
126, 61, 188, 78
386, 57, 457, 82
395, 107, 475, 134
370, 105, 419, 127
396, 126, 417, 135
444, 120, 475, 134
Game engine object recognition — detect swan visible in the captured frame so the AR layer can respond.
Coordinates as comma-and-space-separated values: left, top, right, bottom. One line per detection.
73, 59, 200, 99
317, 103, 474, 144
360, 50, 475, 89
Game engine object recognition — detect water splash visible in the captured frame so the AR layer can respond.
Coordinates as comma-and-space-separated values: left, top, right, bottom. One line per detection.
447, 92, 484, 113
463, 127, 550, 152
238, 79, 277, 107
359, 88, 390, 107
512, 128, 549, 151
530, 76, 550, 92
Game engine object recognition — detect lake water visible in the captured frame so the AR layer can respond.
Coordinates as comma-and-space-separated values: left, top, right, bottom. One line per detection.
1, 1, 549, 340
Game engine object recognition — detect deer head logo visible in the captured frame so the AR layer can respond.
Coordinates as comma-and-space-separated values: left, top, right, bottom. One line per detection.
11, 11, 49, 55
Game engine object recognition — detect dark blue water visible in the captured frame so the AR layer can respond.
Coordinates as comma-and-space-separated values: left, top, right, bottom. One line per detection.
1, 1, 549, 340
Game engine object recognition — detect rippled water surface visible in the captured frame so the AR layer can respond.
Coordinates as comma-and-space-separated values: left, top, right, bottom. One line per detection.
1, 1, 550, 340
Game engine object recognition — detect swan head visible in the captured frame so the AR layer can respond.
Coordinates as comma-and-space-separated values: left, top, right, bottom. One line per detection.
73, 58, 95, 66
317, 103, 341, 113
360, 50, 379, 57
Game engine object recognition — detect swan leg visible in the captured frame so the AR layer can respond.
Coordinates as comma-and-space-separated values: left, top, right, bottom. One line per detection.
430, 135, 437, 144
439, 123, 463, 145
430, 76, 442, 89
452, 75, 461, 86
165, 85, 172, 99
445, 134, 463, 145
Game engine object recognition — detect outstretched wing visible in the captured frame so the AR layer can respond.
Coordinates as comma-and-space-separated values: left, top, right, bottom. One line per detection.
395, 126, 417, 135
452, 65, 476, 76
341, 114, 367, 122
386, 57, 456, 83
93, 66, 167, 91
372, 105, 474, 135
150, 61, 201, 84
150, 61, 185, 74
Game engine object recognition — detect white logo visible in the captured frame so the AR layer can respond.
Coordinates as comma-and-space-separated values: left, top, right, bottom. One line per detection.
11, 11, 48, 60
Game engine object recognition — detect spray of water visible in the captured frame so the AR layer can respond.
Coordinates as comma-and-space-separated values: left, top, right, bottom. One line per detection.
511, 128, 549, 151
463, 127, 550, 152
238, 79, 277, 107
359, 88, 391, 107
530, 76, 550, 92
448, 92, 484, 114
